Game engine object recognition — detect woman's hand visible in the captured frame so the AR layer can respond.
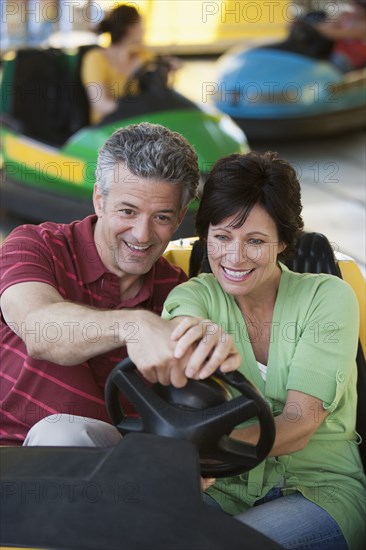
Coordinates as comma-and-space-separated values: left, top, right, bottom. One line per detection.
171, 316, 242, 380
201, 477, 216, 491
160, 55, 183, 73
126, 314, 241, 387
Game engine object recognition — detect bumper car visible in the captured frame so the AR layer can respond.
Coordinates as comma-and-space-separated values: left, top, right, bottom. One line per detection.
0, 47, 248, 237
213, 18, 366, 142
1, 231, 365, 549
1, 359, 279, 550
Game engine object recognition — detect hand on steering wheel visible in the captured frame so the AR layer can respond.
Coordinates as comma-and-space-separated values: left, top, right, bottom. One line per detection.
105, 358, 275, 478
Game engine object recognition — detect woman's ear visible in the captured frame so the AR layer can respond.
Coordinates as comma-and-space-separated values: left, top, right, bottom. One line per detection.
278, 242, 287, 255
93, 184, 104, 217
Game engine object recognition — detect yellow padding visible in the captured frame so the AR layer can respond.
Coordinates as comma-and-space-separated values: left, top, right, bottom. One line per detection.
4, 134, 86, 185
163, 238, 197, 276
338, 258, 366, 353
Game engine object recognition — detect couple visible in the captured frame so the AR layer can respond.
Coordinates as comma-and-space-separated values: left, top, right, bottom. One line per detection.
1, 122, 365, 549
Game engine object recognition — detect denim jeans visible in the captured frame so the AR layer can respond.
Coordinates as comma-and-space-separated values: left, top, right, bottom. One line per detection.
234, 488, 347, 549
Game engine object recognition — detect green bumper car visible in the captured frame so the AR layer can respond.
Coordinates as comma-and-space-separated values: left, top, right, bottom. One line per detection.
0, 47, 248, 237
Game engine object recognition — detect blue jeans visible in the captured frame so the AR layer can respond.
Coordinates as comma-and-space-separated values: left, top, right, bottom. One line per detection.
234, 488, 347, 549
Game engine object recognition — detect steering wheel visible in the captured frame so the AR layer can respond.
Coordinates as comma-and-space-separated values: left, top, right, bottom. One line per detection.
105, 358, 275, 478
288, 19, 334, 59
133, 56, 171, 92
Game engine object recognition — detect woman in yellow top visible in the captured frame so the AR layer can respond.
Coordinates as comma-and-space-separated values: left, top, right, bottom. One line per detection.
81, 4, 151, 124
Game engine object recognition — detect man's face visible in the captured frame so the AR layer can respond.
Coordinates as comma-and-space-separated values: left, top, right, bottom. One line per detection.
93, 164, 185, 277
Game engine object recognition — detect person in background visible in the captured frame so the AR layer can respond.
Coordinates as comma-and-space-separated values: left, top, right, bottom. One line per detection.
81, 4, 179, 123
0, 122, 241, 448
315, 0, 366, 72
81, 4, 147, 123
162, 151, 366, 549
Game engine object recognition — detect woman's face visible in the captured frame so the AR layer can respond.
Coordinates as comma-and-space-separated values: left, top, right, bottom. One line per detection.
207, 204, 286, 300
123, 20, 144, 49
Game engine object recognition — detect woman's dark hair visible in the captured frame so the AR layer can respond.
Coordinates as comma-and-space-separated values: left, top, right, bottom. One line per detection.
196, 151, 304, 260
96, 5, 141, 45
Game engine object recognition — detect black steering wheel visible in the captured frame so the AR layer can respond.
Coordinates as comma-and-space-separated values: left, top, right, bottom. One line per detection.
105, 358, 275, 478
133, 56, 171, 92
288, 18, 334, 59
99, 56, 190, 127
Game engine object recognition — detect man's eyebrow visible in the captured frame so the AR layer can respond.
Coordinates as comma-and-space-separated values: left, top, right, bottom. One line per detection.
114, 201, 176, 213
114, 201, 138, 209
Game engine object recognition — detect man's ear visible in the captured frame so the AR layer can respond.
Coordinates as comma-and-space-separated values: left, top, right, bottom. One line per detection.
93, 184, 104, 217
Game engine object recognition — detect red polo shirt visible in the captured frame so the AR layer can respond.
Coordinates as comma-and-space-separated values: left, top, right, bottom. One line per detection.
0, 215, 187, 446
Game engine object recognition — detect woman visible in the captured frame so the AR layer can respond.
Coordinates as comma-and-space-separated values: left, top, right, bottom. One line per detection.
162, 151, 366, 549
81, 4, 151, 124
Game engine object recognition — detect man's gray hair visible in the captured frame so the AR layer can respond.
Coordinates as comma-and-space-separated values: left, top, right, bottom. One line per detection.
96, 123, 200, 208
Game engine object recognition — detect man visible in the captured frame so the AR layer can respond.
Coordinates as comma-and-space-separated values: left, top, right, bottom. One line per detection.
0, 123, 240, 447
315, 0, 366, 71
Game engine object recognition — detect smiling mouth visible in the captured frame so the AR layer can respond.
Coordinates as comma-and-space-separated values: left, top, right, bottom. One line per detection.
124, 241, 152, 253
222, 266, 254, 280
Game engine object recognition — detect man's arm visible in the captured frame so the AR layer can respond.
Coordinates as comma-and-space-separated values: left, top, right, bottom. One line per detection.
1, 282, 241, 387
1, 281, 147, 364
84, 83, 118, 119
81, 47, 146, 121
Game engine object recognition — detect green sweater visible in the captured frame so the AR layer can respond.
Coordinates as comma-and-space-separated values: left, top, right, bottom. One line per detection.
162, 265, 366, 549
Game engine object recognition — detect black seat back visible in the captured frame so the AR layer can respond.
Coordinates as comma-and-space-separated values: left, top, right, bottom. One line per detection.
9, 48, 73, 145
7, 47, 90, 146
283, 231, 341, 276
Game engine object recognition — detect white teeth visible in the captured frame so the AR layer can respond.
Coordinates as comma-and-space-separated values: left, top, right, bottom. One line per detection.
223, 267, 252, 279
126, 242, 150, 251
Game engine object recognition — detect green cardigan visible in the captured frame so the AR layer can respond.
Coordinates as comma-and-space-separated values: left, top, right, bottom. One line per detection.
162, 265, 366, 549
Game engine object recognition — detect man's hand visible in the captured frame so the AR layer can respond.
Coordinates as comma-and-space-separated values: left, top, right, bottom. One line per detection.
126, 314, 241, 387
125, 313, 194, 387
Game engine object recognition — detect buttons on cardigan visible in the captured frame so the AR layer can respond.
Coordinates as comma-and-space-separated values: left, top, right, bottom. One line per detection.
323, 369, 347, 413
336, 370, 345, 383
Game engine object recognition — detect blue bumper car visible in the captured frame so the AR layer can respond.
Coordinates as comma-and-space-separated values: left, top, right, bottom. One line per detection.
213, 21, 366, 142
